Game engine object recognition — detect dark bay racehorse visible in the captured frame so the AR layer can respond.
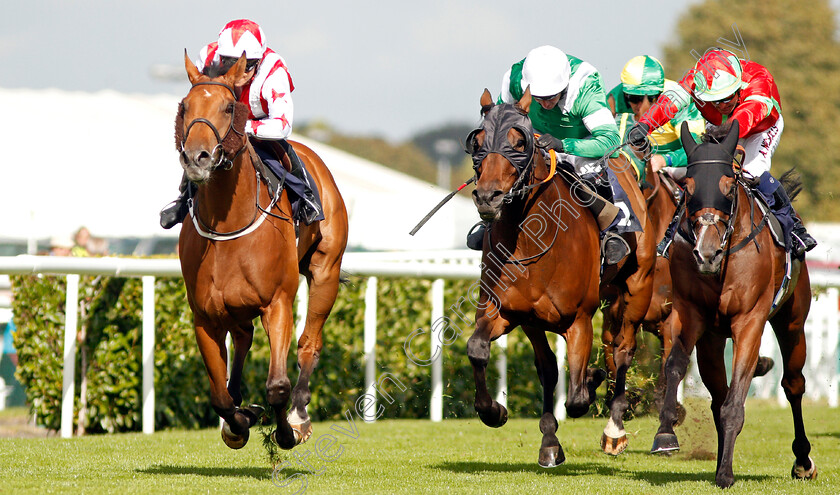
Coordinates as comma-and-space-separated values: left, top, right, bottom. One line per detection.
651, 121, 816, 488
177, 54, 348, 450
467, 88, 654, 466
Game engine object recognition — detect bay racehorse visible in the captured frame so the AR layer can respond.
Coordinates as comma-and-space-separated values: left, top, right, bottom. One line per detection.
651, 121, 816, 488
466, 88, 654, 466
176, 53, 348, 450
600, 160, 680, 422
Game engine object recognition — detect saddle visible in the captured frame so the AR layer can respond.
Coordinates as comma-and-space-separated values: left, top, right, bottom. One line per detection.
249, 137, 324, 225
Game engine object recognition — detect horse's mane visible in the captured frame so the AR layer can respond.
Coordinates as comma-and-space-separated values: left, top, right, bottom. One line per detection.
702, 124, 731, 144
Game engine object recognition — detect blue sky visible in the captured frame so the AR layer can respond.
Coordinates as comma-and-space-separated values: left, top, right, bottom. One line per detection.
3, 0, 836, 141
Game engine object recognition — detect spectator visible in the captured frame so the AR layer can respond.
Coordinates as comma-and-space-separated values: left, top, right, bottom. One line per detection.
49, 236, 74, 257
72, 227, 91, 257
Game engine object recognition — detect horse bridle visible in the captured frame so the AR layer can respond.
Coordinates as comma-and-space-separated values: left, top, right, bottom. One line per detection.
678, 160, 768, 257
180, 80, 290, 240
179, 81, 248, 171
467, 106, 562, 264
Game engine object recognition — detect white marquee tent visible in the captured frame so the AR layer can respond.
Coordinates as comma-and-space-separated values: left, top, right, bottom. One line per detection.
0, 88, 477, 252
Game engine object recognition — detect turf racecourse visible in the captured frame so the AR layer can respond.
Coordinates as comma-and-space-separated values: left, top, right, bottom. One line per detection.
2, 400, 837, 494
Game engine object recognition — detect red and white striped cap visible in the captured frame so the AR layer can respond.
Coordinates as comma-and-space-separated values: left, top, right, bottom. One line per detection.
216, 19, 266, 59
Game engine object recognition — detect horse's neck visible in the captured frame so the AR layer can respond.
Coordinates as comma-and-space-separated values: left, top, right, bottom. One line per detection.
497, 158, 567, 249
195, 153, 258, 224
731, 185, 759, 239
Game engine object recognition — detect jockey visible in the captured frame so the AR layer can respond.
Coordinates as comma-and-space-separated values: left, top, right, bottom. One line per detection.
161, 19, 322, 229
608, 55, 705, 181
628, 49, 817, 258
468, 45, 630, 266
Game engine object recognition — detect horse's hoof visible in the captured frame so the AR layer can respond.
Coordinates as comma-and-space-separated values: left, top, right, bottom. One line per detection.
273, 428, 298, 451
478, 402, 508, 428
601, 432, 628, 456
221, 422, 249, 449
650, 432, 680, 454
754, 357, 775, 377
290, 419, 313, 446
539, 445, 565, 468
240, 404, 265, 427
792, 456, 817, 480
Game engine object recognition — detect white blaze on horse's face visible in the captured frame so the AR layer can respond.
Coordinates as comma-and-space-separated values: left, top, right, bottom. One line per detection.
179, 89, 230, 184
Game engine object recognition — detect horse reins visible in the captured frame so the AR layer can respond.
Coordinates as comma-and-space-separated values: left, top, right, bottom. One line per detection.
182, 81, 289, 240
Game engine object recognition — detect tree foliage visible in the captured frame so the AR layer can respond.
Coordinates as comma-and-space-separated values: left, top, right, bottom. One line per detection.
663, 0, 840, 221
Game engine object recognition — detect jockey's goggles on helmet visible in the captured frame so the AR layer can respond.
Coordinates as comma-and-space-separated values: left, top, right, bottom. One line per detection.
711, 90, 739, 106
624, 93, 659, 105
533, 89, 566, 102
219, 56, 260, 73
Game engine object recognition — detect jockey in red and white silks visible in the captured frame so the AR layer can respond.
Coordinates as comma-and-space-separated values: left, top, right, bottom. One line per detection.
195, 19, 295, 140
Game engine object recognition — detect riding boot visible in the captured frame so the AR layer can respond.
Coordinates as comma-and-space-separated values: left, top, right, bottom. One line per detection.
159, 173, 193, 229
656, 204, 683, 259
466, 221, 487, 251
279, 140, 322, 225
755, 172, 817, 258
581, 169, 629, 266
772, 184, 817, 258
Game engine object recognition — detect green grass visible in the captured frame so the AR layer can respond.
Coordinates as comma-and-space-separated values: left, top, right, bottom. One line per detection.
1, 399, 837, 494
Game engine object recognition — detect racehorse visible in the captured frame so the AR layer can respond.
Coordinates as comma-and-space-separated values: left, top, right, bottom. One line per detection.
651, 121, 816, 488
600, 160, 679, 420
466, 88, 654, 466
176, 53, 348, 450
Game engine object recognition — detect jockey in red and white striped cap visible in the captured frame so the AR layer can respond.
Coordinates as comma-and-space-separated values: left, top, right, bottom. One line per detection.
196, 19, 295, 140
161, 19, 323, 229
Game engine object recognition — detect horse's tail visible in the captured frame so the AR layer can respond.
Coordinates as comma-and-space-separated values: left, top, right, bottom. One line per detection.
779, 168, 803, 201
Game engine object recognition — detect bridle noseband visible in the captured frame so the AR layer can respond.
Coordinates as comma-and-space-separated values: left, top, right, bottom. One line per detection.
179, 81, 247, 171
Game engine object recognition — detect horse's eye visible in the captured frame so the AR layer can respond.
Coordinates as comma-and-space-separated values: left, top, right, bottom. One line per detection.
225, 103, 234, 114
515, 138, 526, 149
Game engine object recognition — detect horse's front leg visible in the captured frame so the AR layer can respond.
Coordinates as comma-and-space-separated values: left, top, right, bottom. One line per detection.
467, 310, 513, 428
565, 311, 606, 418
194, 317, 260, 449
227, 324, 254, 407
714, 315, 764, 488
651, 308, 697, 454
262, 295, 297, 450
522, 325, 563, 467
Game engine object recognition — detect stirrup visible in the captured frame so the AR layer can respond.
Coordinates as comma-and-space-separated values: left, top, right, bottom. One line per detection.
159, 198, 188, 229
656, 237, 672, 259
601, 232, 630, 266
466, 222, 486, 251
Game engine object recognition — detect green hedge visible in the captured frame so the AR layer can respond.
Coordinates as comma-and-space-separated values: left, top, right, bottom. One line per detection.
11, 272, 661, 433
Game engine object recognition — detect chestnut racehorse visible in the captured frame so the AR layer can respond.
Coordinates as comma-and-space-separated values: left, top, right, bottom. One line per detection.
651, 121, 816, 488
176, 54, 348, 450
466, 88, 654, 466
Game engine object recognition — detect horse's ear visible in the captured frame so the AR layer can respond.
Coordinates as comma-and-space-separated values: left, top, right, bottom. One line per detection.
722, 120, 740, 154
225, 52, 251, 87
517, 86, 532, 114
680, 120, 697, 156
184, 49, 202, 84
480, 88, 494, 116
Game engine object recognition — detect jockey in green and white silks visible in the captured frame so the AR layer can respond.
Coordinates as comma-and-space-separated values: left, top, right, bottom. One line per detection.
499, 46, 620, 176
608, 55, 705, 182
474, 45, 631, 265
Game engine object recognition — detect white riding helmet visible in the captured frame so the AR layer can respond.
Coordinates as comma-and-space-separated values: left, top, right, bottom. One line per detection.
522, 45, 571, 97
216, 19, 267, 59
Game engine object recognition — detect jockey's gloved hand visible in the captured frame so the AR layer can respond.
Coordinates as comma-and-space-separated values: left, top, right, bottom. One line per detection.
628, 122, 651, 150
536, 133, 564, 153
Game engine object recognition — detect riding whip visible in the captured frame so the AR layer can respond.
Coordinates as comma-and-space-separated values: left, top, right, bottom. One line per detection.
409, 176, 476, 236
